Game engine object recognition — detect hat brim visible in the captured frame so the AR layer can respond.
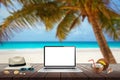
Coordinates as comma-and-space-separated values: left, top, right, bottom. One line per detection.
4, 65, 31, 70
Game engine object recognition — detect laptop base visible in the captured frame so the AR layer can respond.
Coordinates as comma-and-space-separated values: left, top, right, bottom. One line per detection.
38, 68, 82, 72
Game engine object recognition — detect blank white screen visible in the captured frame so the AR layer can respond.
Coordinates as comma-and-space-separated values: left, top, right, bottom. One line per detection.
45, 47, 75, 66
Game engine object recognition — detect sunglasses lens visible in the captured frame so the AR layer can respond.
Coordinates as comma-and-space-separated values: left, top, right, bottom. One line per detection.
20, 67, 34, 71
20, 68, 27, 71
28, 68, 34, 71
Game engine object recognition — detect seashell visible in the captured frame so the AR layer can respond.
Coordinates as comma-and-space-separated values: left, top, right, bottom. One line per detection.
13, 70, 19, 75
23, 73, 26, 75
3, 70, 10, 74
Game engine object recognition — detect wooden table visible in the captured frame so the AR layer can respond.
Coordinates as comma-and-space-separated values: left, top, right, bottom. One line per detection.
0, 64, 120, 80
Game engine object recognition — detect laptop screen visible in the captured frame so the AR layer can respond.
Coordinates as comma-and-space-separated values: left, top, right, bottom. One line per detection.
44, 46, 76, 67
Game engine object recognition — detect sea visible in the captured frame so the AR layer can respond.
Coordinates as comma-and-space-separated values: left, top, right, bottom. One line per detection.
0, 42, 120, 49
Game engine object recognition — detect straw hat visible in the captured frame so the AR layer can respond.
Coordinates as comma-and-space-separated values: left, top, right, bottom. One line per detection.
9, 56, 26, 67
4, 56, 32, 70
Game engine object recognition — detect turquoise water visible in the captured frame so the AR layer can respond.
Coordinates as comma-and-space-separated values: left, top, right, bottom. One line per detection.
0, 42, 120, 49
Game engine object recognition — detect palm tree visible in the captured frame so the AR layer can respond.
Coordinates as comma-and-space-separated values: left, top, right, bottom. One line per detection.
56, 0, 120, 63
0, 0, 120, 63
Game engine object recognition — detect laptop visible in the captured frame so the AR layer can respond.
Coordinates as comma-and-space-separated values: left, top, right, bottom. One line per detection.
38, 46, 82, 72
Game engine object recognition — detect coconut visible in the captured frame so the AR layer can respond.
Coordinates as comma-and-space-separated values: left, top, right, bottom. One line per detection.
96, 58, 109, 71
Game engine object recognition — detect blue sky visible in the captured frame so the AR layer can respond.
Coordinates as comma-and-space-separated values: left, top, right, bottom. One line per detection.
0, 2, 118, 42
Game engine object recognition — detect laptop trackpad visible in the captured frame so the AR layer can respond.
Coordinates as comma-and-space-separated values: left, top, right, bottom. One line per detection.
38, 68, 83, 72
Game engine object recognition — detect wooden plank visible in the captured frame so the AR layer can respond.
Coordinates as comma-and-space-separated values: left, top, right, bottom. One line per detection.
61, 72, 73, 80
45, 72, 60, 80
69, 72, 88, 80
13, 71, 35, 80
104, 64, 120, 80
31, 64, 43, 72
12, 64, 42, 80
0, 64, 13, 80
61, 72, 87, 80
29, 64, 47, 80
0, 71, 13, 80
29, 72, 47, 80
0, 64, 120, 80
77, 64, 106, 80
30, 64, 60, 80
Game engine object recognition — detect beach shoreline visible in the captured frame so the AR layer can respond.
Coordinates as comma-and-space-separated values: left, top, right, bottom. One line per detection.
0, 48, 120, 63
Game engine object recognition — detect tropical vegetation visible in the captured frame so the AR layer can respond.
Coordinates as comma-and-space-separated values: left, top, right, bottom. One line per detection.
0, 0, 120, 63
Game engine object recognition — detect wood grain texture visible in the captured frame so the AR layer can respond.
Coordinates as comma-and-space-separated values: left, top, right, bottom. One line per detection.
61, 72, 87, 80
77, 64, 106, 80
0, 64, 120, 80
46, 72, 60, 80
0, 64, 14, 80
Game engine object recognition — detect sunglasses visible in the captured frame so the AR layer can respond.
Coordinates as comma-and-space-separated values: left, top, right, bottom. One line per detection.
20, 67, 34, 71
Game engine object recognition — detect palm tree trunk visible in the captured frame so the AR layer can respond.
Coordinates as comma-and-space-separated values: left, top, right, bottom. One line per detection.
91, 21, 117, 64
84, 1, 117, 64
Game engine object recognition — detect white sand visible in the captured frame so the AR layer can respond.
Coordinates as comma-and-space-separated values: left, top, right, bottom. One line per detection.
0, 48, 120, 63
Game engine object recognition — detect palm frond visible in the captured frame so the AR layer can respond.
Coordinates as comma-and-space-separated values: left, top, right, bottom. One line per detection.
56, 0, 77, 5
90, 0, 120, 40
0, 4, 40, 41
1, 3, 40, 28
70, 14, 81, 30
0, 0, 46, 6
37, 2, 64, 31
0, 0, 13, 6
98, 11, 120, 40
17, 0, 45, 6
56, 12, 80, 41
0, 2, 64, 41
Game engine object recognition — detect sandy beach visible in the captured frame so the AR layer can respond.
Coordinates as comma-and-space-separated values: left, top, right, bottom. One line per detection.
0, 48, 120, 63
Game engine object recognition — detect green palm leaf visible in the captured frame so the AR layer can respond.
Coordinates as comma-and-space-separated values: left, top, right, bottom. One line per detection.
0, 0, 13, 6
0, 1, 64, 40
98, 6, 120, 40
37, 2, 64, 31
56, 11, 80, 41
